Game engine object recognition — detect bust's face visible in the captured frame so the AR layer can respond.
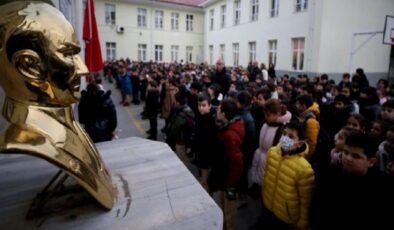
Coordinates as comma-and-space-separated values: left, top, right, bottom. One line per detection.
0, 2, 88, 106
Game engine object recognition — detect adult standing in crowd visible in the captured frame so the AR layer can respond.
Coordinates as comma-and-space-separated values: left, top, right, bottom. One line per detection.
79, 82, 117, 143
249, 61, 262, 82
212, 59, 231, 97
117, 60, 132, 106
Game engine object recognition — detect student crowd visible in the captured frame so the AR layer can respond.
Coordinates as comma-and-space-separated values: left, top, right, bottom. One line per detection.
81, 58, 394, 230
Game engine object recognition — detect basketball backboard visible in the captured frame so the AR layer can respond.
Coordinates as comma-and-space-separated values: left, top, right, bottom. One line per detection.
383, 15, 394, 45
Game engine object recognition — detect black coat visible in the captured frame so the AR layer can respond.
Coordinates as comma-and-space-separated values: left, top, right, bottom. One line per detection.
310, 165, 391, 230
193, 108, 217, 169
79, 90, 117, 143
145, 89, 160, 117
211, 68, 231, 96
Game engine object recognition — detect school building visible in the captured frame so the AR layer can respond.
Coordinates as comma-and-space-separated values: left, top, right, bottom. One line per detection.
54, 0, 394, 84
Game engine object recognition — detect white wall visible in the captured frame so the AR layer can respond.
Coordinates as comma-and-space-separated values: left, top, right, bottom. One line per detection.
316, 0, 394, 75
204, 0, 311, 69
96, 0, 204, 63
204, 0, 394, 82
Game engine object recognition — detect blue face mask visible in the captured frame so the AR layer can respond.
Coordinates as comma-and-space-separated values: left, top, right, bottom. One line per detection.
279, 135, 296, 152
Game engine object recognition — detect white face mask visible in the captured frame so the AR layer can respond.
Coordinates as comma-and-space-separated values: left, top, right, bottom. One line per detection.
279, 135, 297, 152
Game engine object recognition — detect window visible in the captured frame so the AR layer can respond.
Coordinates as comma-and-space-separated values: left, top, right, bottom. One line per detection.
171, 13, 179, 30
209, 45, 214, 65
105, 4, 116, 25
106, 42, 116, 61
249, 42, 256, 63
155, 45, 163, 62
292, 38, 305, 70
186, 14, 194, 31
220, 5, 226, 28
234, 0, 241, 25
186, 46, 193, 62
271, 0, 279, 17
209, 9, 215, 30
250, 0, 259, 21
155, 10, 163, 29
138, 44, 147, 61
138, 8, 147, 27
295, 0, 308, 12
171, 45, 179, 62
268, 40, 277, 66
220, 44, 225, 61
233, 43, 239, 66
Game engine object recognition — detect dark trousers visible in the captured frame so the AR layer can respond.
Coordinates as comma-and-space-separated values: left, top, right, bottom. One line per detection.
149, 116, 157, 139
260, 205, 294, 230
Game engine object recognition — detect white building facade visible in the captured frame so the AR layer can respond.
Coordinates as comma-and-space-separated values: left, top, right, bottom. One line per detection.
202, 0, 394, 83
94, 0, 205, 64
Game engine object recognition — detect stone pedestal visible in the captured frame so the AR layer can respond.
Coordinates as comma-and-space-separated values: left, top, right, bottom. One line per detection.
0, 137, 223, 230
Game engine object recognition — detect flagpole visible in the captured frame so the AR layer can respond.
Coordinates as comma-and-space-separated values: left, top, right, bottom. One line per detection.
88, 0, 92, 72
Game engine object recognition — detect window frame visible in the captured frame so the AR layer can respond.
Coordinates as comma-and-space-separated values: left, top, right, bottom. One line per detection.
268, 40, 277, 66
220, 44, 225, 61
106, 42, 116, 61
186, 46, 193, 62
249, 41, 256, 63
209, 9, 215, 30
250, 0, 259, 21
186, 14, 194, 31
209, 45, 214, 65
155, 10, 164, 29
171, 45, 179, 62
233, 43, 239, 67
295, 0, 308, 12
220, 5, 226, 28
138, 44, 147, 62
234, 0, 241, 26
270, 0, 279, 17
155, 45, 163, 62
137, 8, 147, 28
292, 37, 305, 71
105, 3, 116, 25
171, 12, 179, 31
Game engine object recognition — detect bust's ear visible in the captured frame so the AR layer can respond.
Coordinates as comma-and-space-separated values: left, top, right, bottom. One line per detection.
12, 49, 43, 80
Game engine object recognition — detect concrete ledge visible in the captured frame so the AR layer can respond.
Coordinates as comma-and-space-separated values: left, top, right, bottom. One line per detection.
0, 137, 223, 230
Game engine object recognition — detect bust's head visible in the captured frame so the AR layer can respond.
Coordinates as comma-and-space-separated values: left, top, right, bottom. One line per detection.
0, 1, 88, 106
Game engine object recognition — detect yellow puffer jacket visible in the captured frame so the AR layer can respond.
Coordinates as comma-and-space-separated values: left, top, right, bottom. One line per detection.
262, 144, 315, 230
304, 102, 320, 159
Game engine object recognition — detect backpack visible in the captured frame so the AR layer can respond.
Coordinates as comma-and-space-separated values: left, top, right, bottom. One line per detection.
304, 113, 334, 172
179, 109, 196, 148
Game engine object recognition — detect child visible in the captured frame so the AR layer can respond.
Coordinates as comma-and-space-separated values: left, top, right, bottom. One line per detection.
166, 91, 195, 164
377, 126, 394, 173
262, 122, 314, 230
346, 113, 366, 132
251, 87, 272, 134
208, 99, 244, 230
249, 99, 287, 198
330, 127, 359, 165
369, 120, 389, 151
193, 93, 217, 191
381, 100, 394, 126
312, 133, 388, 230
145, 81, 159, 140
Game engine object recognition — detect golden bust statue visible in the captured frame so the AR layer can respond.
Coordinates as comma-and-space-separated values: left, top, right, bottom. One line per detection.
0, 1, 115, 209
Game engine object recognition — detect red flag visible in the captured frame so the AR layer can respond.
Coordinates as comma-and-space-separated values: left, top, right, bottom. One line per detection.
83, 0, 103, 72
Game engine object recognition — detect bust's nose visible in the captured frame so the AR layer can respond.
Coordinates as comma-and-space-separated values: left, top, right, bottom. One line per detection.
74, 55, 89, 76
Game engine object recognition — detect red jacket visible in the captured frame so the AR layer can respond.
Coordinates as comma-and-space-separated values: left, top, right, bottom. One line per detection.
217, 119, 245, 187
